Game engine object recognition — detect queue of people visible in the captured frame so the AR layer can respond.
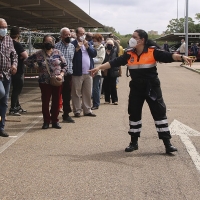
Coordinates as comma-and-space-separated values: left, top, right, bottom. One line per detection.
0, 20, 123, 137
1, 17, 195, 155
1, 20, 122, 135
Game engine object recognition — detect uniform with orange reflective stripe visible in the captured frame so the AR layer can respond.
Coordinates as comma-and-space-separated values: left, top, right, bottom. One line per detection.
109, 45, 175, 141
127, 48, 157, 69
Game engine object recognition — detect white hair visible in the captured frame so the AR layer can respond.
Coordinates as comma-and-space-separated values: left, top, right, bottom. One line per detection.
0, 18, 6, 23
106, 39, 114, 45
60, 27, 70, 35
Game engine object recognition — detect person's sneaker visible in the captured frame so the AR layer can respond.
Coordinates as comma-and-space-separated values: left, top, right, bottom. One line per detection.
63, 116, 75, 123
84, 112, 96, 117
91, 106, 98, 110
74, 113, 81, 117
52, 122, 61, 129
9, 108, 21, 116
42, 123, 49, 129
17, 106, 27, 113
0, 130, 9, 137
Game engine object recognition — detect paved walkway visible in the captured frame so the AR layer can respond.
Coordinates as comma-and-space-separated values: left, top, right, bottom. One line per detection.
1, 63, 200, 200
182, 61, 200, 73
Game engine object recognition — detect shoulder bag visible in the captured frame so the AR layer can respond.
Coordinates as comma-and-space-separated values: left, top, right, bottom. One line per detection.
43, 51, 63, 86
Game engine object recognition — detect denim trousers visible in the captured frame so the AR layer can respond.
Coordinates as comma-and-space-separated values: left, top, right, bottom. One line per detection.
92, 75, 101, 107
0, 77, 11, 131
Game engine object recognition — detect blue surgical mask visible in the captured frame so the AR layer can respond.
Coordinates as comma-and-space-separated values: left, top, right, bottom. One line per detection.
0, 28, 7, 37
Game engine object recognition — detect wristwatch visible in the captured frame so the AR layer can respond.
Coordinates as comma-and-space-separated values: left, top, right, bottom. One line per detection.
181, 55, 184, 62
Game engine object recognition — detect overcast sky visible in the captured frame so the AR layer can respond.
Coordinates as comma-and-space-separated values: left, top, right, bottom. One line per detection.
70, 0, 199, 35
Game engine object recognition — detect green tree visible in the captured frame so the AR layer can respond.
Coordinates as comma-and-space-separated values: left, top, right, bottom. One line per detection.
195, 13, 200, 21
165, 17, 198, 33
93, 25, 116, 33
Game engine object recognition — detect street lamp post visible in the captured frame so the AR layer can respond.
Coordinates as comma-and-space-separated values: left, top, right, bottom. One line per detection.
89, 0, 90, 15
185, 0, 188, 56
176, 0, 179, 32
177, 0, 178, 21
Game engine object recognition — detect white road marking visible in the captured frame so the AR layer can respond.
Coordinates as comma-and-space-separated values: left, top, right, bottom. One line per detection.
0, 116, 42, 154
169, 119, 200, 173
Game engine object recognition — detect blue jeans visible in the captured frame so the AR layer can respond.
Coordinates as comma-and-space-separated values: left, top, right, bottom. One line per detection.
0, 77, 11, 131
92, 75, 101, 107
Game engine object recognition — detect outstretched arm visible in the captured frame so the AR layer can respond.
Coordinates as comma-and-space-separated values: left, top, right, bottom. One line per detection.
89, 62, 111, 77
172, 54, 194, 67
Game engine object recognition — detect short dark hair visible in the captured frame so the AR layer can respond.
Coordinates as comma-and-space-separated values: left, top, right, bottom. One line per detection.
10, 26, 20, 39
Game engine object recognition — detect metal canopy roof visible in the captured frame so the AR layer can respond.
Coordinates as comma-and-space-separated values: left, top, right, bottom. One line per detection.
0, 0, 103, 30
155, 33, 200, 42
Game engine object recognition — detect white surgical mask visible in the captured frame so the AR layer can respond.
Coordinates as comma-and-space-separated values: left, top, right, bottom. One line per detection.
0, 28, 7, 37
79, 35, 86, 41
93, 42, 99, 47
129, 38, 137, 48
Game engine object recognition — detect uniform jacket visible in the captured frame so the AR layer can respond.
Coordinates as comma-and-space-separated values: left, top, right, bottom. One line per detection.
109, 46, 174, 79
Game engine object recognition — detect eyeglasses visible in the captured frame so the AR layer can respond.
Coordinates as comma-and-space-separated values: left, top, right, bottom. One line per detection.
0, 27, 7, 29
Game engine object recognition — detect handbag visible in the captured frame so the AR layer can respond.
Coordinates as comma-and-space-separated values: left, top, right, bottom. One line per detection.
43, 51, 63, 86
49, 75, 63, 86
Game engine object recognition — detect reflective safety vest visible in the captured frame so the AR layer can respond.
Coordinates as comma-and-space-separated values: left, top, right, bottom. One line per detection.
127, 48, 157, 69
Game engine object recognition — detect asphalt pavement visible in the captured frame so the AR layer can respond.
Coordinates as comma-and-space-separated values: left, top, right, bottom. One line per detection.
1, 62, 200, 200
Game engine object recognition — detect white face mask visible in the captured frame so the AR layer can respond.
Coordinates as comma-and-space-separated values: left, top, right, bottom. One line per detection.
0, 28, 7, 37
79, 35, 86, 42
129, 38, 137, 48
93, 42, 99, 46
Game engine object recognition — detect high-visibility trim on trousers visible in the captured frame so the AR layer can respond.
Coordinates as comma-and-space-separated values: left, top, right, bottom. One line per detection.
129, 120, 142, 135
155, 119, 168, 125
154, 119, 170, 139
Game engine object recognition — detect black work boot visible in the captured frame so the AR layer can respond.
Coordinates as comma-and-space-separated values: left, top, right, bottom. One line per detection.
125, 136, 138, 152
163, 139, 177, 154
